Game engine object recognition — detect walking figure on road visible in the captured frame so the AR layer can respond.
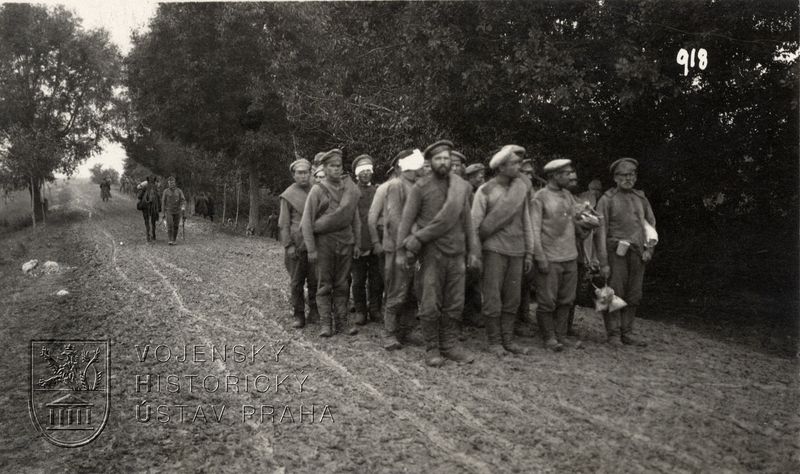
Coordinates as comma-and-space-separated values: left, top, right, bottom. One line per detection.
137, 176, 161, 242
595, 158, 656, 347
396, 140, 481, 367
301, 149, 362, 338
279, 158, 319, 329
161, 176, 186, 246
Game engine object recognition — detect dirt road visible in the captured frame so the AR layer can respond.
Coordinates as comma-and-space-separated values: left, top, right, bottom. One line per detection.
1, 180, 797, 473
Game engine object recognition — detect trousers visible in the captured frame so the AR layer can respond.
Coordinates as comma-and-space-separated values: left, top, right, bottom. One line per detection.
383, 251, 417, 337
351, 253, 384, 315
315, 236, 353, 323
418, 245, 466, 351
286, 249, 317, 317
481, 251, 523, 345
165, 213, 181, 242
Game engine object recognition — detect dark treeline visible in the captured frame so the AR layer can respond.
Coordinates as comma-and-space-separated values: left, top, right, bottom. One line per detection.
116, 1, 798, 312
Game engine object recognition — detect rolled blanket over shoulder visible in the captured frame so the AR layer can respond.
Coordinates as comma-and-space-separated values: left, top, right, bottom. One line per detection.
478, 174, 531, 240
279, 183, 309, 215
313, 176, 360, 234
404, 175, 471, 247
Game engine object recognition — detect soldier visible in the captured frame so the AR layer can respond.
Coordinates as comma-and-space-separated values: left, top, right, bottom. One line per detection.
396, 140, 481, 367
312, 166, 325, 184
160, 176, 186, 246
450, 150, 467, 177
517, 158, 543, 337
378, 149, 425, 350
301, 149, 362, 337
472, 145, 534, 356
595, 158, 656, 347
462, 162, 486, 329
367, 156, 399, 267
531, 159, 591, 351
279, 158, 318, 329
350, 155, 384, 325
569, 178, 603, 337
465, 163, 486, 190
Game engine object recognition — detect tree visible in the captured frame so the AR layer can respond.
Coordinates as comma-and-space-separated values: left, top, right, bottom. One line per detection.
125, 2, 319, 232
89, 163, 119, 185
0, 4, 122, 221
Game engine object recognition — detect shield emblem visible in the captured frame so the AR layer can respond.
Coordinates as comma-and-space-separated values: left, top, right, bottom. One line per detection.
29, 340, 110, 447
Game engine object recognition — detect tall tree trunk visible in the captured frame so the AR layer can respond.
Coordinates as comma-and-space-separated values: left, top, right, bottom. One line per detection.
222, 182, 227, 224
30, 176, 36, 230
247, 160, 259, 234
234, 171, 240, 228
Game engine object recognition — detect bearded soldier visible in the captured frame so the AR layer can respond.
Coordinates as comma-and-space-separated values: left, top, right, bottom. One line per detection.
595, 158, 656, 347
279, 158, 318, 329
350, 154, 384, 325
472, 145, 534, 356
396, 140, 481, 367
301, 149, 362, 337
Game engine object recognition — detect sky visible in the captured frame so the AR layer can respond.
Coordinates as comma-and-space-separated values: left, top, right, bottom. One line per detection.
18, 0, 160, 178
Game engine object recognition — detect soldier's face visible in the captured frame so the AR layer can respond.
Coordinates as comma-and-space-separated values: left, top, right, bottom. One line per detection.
357, 169, 372, 184
324, 157, 343, 181
168, 178, 175, 189
450, 158, 464, 176
614, 162, 637, 190
293, 168, 310, 187
520, 165, 534, 181
468, 171, 485, 188
431, 150, 451, 178
423, 160, 431, 176
499, 154, 522, 179
554, 167, 576, 189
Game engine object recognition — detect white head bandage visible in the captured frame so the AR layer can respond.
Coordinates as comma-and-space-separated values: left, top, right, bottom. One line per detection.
355, 163, 373, 175
399, 149, 424, 171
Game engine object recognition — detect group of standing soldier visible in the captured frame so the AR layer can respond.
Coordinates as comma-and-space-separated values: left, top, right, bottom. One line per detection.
279, 141, 657, 367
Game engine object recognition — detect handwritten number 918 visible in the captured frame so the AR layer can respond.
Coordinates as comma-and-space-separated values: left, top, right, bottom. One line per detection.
676, 48, 708, 76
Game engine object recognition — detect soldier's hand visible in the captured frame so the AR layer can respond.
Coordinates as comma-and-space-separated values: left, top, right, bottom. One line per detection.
373, 242, 384, 256
536, 259, 550, 274
308, 251, 318, 264
353, 247, 361, 259
468, 254, 482, 274
395, 252, 406, 269
524, 255, 533, 274
642, 248, 653, 263
286, 245, 296, 259
600, 265, 611, 279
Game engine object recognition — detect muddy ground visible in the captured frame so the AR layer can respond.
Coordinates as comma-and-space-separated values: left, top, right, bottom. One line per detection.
0, 179, 797, 473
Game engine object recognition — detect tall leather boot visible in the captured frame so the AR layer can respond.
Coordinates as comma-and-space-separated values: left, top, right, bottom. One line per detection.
604, 310, 622, 347
485, 316, 506, 357
307, 305, 320, 324
334, 296, 358, 336
382, 307, 402, 350
621, 306, 647, 346
317, 295, 333, 337
555, 305, 580, 349
421, 318, 444, 367
537, 311, 562, 352
501, 311, 530, 355
441, 317, 475, 364
291, 310, 305, 329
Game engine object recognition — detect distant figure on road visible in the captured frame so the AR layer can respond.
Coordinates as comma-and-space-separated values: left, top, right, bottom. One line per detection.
138, 176, 161, 242
100, 178, 111, 202
195, 192, 208, 219
161, 176, 186, 246
266, 211, 279, 240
